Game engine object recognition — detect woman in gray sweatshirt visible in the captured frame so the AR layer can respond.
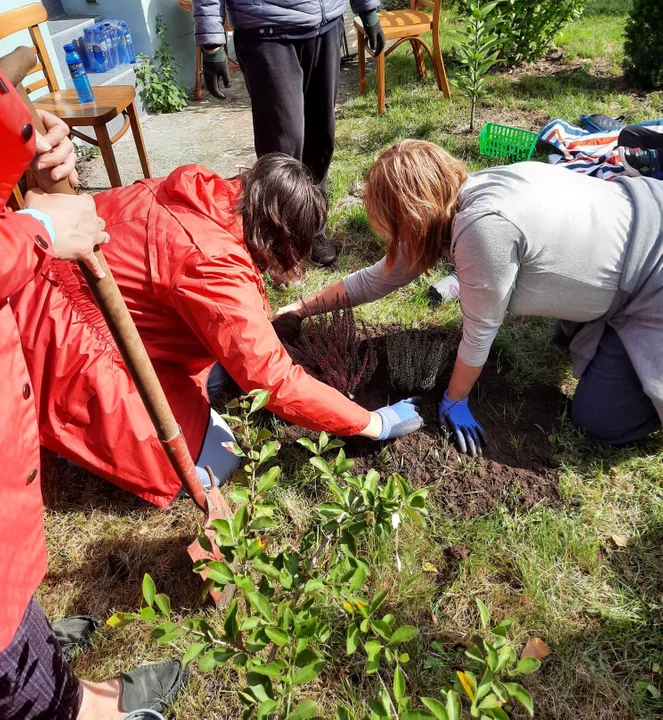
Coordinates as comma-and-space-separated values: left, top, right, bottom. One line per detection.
276, 140, 663, 455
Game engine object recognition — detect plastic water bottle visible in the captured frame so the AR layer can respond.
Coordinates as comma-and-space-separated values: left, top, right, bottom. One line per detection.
74, 37, 90, 71
90, 24, 109, 72
103, 23, 119, 68
120, 22, 136, 63
64, 43, 94, 103
114, 22, 130, 65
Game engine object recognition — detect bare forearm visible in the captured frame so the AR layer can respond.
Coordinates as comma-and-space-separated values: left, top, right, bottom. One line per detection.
447, 356, 484, 401
358, 411, 382, 439
277, 279, 353, 319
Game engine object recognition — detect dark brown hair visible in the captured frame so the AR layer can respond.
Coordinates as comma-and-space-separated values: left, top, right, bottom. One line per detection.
239, 154, 328, 273
363, 140, 468, 273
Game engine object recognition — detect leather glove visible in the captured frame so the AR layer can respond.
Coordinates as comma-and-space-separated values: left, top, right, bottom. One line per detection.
202, 45, 231, 100
438, 390, 486, 456
376, 397, 423, 441
359, 11, 386, 56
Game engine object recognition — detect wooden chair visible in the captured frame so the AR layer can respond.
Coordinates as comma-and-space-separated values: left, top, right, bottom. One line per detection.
354, 0, 451, 115
0, 3, 151, 188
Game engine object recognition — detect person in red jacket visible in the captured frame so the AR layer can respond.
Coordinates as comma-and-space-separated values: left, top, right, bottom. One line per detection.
0, 75, 186, 720
13, 154, 423, 508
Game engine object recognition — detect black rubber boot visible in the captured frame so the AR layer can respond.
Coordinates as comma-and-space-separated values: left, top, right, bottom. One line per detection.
310, 234, 337, 267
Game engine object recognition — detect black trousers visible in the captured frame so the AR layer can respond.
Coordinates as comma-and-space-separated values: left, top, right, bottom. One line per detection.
234, 23, 341, 189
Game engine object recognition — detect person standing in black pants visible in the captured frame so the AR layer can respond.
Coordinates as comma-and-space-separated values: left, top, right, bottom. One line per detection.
193, 0, 385, 266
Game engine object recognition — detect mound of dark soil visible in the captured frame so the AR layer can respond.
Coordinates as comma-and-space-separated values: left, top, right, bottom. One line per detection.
285, 326, 567, 519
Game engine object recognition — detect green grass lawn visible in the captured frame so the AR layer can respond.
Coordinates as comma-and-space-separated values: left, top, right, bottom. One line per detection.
41, 1, 663, 718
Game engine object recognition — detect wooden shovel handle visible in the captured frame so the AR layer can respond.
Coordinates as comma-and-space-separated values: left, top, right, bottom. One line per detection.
2, 47, 208, 512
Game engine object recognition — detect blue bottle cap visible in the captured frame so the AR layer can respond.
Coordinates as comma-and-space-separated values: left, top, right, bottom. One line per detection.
64, 43, 75, 52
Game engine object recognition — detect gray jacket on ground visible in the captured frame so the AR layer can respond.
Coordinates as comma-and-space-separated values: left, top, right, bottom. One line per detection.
193, 0, 378, 44
343, 162, 663, 423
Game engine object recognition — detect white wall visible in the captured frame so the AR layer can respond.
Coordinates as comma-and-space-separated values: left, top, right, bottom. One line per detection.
0, 0, 68, 93
59, 0, 196, 86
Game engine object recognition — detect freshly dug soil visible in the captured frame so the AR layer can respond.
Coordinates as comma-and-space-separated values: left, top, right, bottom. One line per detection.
285, 326, 567, 519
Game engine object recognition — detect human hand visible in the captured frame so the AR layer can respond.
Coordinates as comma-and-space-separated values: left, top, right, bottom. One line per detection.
438, 390, 486, 456
359, 11, 386, 56
375, 397, 423, 440
272, 312, 303, 344
23, 190, 109, 279
202, 45, 231, 100
33, 110, 79, 187
273, 301, 306, 320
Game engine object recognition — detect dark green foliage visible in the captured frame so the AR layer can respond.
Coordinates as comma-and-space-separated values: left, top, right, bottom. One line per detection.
453, 1, 503, 132
283, 304, 377, 398
111, 391, 431, 720
134, 14, 188, 114
459, 0, 587, 66
386, 329, 452, 393
624, 0, 663, 89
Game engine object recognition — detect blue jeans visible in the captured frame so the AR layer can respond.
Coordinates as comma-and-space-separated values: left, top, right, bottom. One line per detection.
572, 326, 661, 445
196, 363, 240, 488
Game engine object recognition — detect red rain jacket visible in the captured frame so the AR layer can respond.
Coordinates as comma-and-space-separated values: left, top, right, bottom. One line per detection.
13, 165, 370, 509
0, 74, 52, 650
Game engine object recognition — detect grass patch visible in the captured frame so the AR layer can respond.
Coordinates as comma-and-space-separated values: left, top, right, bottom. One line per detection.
41, 3, 663, 718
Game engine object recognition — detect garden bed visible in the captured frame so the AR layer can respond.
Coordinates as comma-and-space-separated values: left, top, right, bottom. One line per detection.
283, 325, 566, 519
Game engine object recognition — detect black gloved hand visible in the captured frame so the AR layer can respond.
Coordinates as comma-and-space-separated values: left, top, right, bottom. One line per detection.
202, 45, 231, 100
359, 11, 386, 56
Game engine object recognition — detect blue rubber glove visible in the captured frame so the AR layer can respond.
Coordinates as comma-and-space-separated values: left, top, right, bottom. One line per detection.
376, 397, 423, 441
438, 390, 486, 456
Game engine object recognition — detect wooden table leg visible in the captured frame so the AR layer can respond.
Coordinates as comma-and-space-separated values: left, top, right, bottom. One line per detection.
127, 101, 152, 179
96, 123, 122, 188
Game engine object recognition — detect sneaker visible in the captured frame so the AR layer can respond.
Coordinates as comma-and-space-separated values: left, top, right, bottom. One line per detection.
619, 147, 663, 180
310, 234, 337, 267
51, 615, 100, 661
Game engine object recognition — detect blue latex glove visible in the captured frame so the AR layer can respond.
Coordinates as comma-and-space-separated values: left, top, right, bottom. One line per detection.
438, 390, 486, 456
376, 397, 423, 441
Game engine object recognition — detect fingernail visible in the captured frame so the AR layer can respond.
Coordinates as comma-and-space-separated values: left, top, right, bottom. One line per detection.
54, 173, 61, 181
36, 138, 52, 152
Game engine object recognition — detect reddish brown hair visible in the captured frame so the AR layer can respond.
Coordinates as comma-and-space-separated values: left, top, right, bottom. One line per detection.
363, 140, 468, 272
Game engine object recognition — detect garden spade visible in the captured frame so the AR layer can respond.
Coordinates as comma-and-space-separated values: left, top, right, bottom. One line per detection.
2, 46, 234, 608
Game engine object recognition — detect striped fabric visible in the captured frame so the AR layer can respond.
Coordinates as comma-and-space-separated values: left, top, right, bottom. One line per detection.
538, 119, 625, 181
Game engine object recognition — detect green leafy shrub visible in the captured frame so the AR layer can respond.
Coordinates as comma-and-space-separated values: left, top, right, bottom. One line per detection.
110, 390, 428, 720
461, 0, 587, 66
426, 600, 541, 719
283, 304, 377, 398
453, 1, 503, 132
134, 13, 188, 114
624, 0, 663, 89
386, 329, 453, 393
108, 394, 543, 719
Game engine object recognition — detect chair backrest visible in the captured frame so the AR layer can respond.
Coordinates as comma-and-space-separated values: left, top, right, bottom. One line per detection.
410, 0, 442, 31
0, 3, 60, 97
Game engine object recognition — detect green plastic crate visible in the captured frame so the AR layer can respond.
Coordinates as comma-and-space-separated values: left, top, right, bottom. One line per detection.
478, 123, 538, 162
